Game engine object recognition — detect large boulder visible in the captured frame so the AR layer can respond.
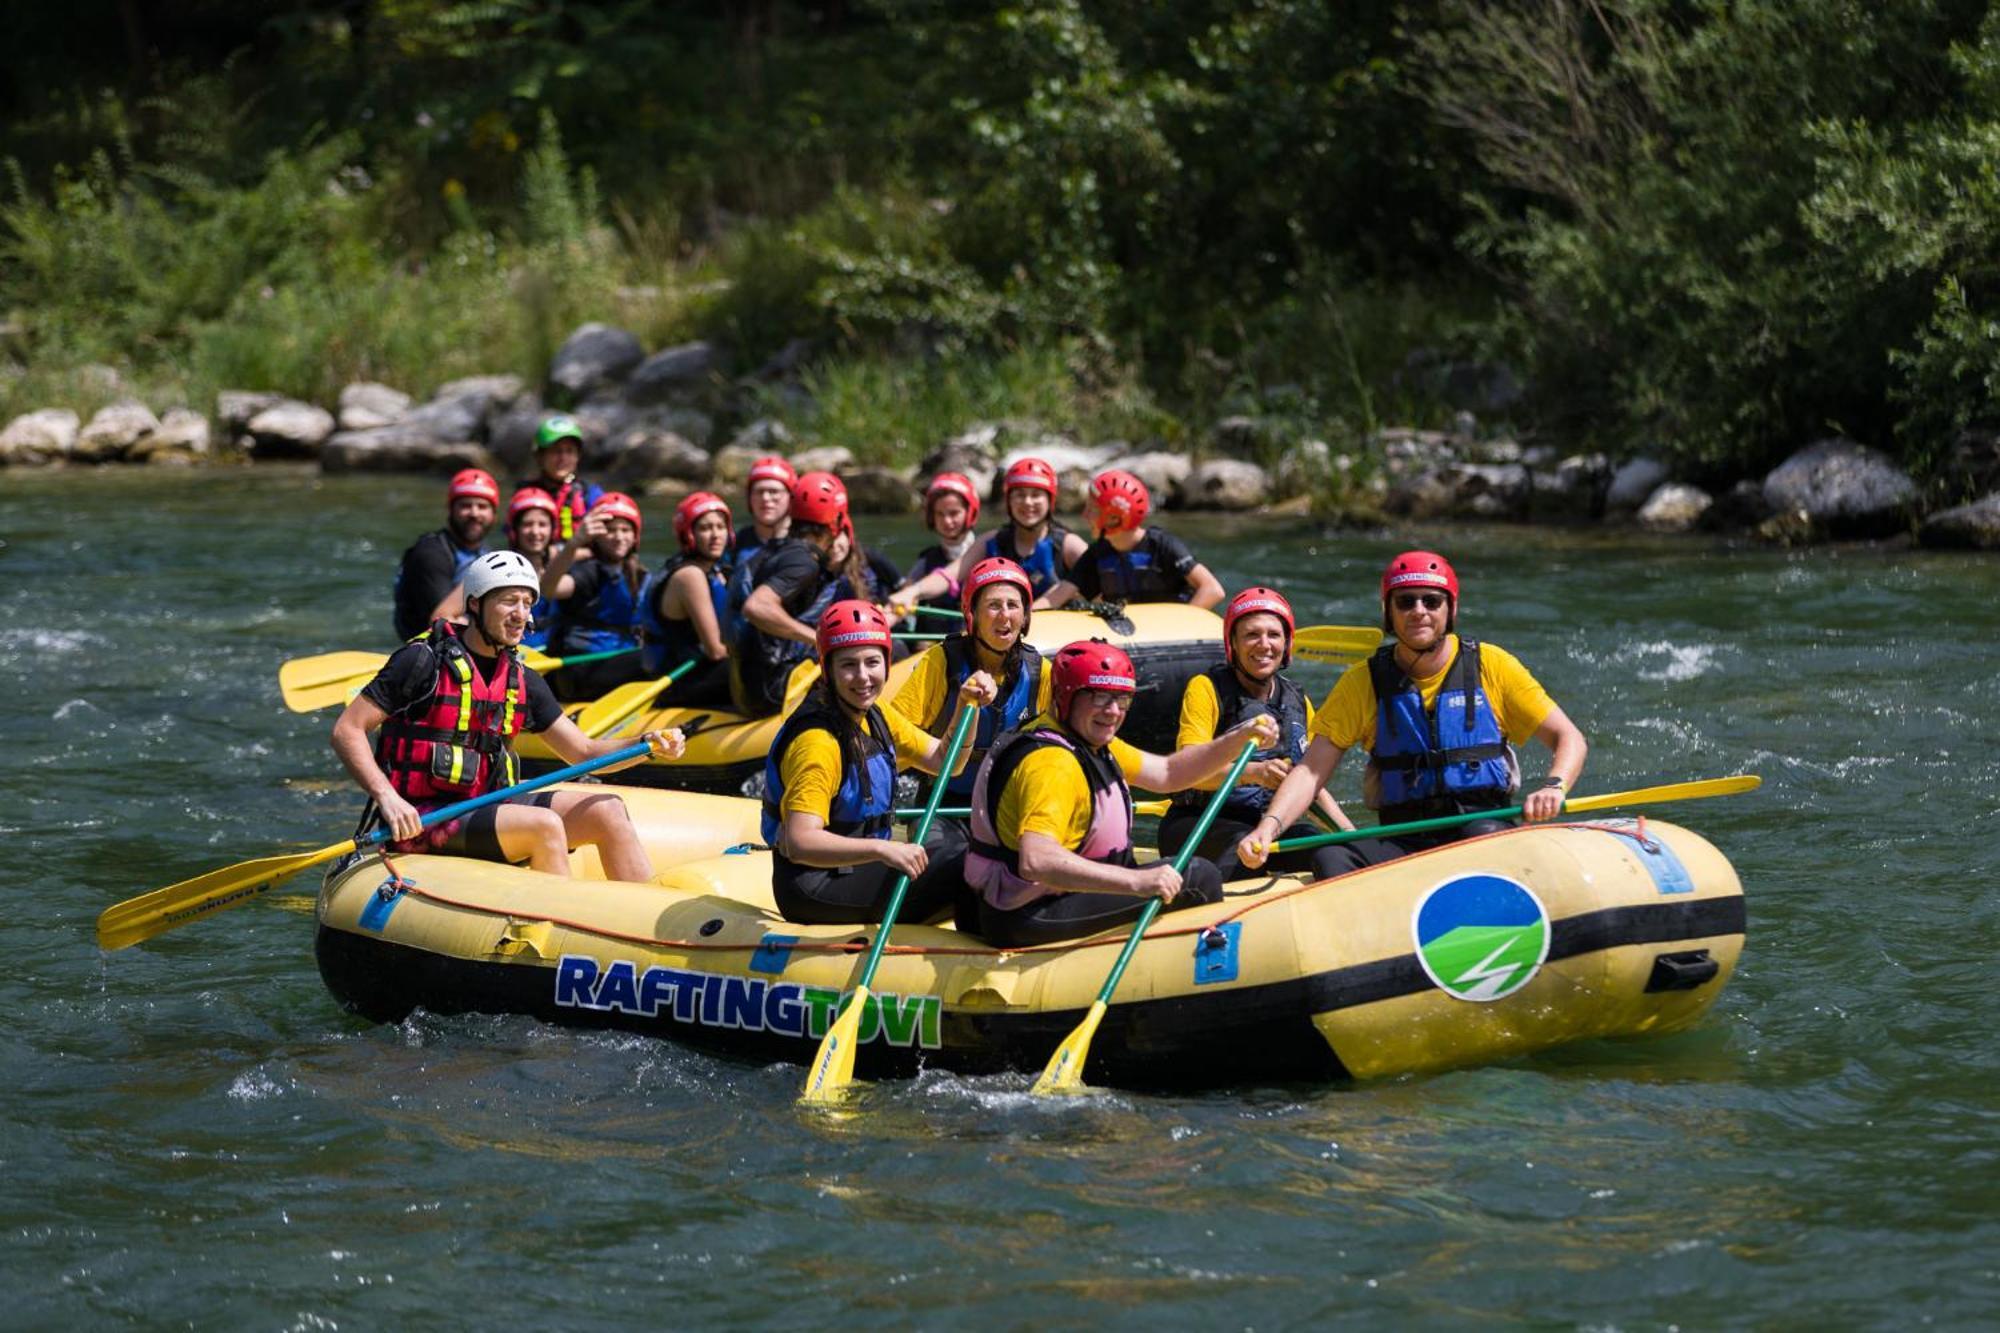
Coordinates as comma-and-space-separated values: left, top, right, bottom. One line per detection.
216, 390, 284, 443
790, 444, 857, 474
0, 408, 78, 466
1701, 479, 1772, 531
1117, 451, 1194, 504
1761, 437, 1917, 539
547, 323, 644, 402
431, 375, 523, 430
844, 464, 921, 514
1636, 482, 1713, 532
1385, 461, 1532, 520
1530, 452, 1610, 521
338, 382, 412, 432
132, 408, 211, 464
487, 396, 548, 477
1605, 456, 1671, 513
918, 428, 1002, 498
624, 341, 722, 405
711, 427, 797, 489
74, 401, 161, 462
1918, 494, 2000, 550
602, 429, 712, 485
1181, 458, 1271, 511
1272, 439, 1334, 498
320, 427, 496, 474
245, 400, 335, 459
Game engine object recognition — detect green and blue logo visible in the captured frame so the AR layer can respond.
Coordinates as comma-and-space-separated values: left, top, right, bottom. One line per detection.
1412, 873, 1551, 1002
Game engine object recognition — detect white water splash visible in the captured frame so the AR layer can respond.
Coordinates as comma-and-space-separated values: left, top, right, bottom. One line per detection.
227, 1069, 288, 1102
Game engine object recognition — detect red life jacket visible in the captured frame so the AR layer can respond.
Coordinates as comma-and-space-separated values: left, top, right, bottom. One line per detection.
375, 621, 528, 810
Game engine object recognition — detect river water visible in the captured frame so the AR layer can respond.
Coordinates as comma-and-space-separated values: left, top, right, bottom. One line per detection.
3, 465, 1993, 1326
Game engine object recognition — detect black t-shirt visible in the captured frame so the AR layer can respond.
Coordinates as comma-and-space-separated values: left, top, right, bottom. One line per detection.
1071, 527, 1199, 602
361, 639, 564, 732
393, 529, 476, 641
753, 539, 830, 616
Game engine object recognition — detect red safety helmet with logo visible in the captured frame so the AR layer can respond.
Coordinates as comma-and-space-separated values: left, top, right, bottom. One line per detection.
1380, 550, 1458, 630
506, 487, 558, 540
1088, 469, 1151, 537
673, 491, 732, 552
961, 556, 1034, 633
1223, 585, 1296, 669
1050, 638, 1138, 722
447, 468, 501, 506
746, 455, 798, 494
924, 472, 981, 530
588, 491, 644, 541
814, 599, 896, 663
790, 471, 852, 536
1001, 456, 1059, 497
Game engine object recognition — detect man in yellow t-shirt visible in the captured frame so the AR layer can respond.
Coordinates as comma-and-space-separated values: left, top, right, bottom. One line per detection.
964, 639, 1279, 947
1238, 550, 1588, 877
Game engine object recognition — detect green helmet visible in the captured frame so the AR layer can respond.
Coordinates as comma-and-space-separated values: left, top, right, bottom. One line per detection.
535, 415, 584, 450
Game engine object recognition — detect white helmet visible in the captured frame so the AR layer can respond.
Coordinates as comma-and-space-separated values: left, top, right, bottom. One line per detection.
463, 550, 541, 604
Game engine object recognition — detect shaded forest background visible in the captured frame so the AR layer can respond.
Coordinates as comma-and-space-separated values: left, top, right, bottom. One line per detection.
4, 0, 1998, 480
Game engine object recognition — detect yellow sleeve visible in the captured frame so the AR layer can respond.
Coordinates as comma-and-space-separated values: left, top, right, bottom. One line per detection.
881, 705, 939, 764
888, 644, 947, 731
1479, 643, 1557, 743
995, 747, 1094, 851
778, 729, 843, 823
1175, 671, 1220, 751
1109, 735, 1145, 783
1308, 663, 1377, 751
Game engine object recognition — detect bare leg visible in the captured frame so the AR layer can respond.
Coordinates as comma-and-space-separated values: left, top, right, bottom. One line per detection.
489, 805, 573, 875
546, 790, 655, 882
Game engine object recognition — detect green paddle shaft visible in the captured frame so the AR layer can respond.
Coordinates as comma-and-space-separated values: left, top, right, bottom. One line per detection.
536, 646, 636, 669
850, 706, 979, 991
1272, 802, 1538, 853
907, 606, 963, 620
1084, 739, 1259, 1007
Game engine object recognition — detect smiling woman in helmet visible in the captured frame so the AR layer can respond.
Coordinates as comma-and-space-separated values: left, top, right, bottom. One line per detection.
332, 550, 686, 879
1041, 469, 1225, 610
963, 638, 1278, 946
765, 600, 998, 925
633, 491, 736, 707
1237, 550, 1588, 877
539, 491, 650, 701
900, 456, 1089, 607
1163, 586, 1355, 880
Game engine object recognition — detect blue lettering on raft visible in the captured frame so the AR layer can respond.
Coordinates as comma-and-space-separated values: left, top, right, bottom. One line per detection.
551, 955, 943, 1050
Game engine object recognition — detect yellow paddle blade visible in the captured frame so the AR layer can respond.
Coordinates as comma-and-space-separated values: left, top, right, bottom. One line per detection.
1565, 773, 1761, 815
519, 647, 563, 672
800, 985, 870, 1105
575, 677, 671, 739
1032, 999, 1107, 1095
1291, 624, 1383, 666
278, 651, 389, 712
1133, 799, 1169, 818
95, 839, 355, 951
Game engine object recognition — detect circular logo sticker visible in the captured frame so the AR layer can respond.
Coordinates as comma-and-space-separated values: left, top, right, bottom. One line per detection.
1411, 873, 1551, 1002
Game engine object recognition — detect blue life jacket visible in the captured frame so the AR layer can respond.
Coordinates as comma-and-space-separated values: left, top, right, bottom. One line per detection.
1077, 536, 1192, 603
1170, 664, 1310, 819
637, 555, 728, 675
1366, 640, 1518, 822
921, 637, 1045, 800
554, 561, 643, 656
982, 523, 1069, 598
723, 541, 772, 640
760, 699, 898, 850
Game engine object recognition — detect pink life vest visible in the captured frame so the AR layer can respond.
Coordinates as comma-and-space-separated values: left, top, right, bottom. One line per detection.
966, 724, 1134, 910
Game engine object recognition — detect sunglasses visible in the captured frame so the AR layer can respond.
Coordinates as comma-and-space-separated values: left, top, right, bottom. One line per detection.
1392, 592, 1448, 612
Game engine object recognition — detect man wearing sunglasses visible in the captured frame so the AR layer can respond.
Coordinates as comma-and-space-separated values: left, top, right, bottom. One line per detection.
1236, 550, 1587, 876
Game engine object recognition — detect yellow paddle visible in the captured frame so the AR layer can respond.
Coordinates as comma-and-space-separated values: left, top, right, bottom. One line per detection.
571, 658, 701, 739
1290, 624, 1383, 666
800, 705, 980, 1105
1031, 738, 1260, 1095
278, 645, 635, 712
95, 740, 653, 951
1270, 774, 1763, 853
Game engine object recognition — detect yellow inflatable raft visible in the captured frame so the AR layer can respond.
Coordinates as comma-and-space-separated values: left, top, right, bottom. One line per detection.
514, 603, 1224, 795
315, 804, 1745, 1087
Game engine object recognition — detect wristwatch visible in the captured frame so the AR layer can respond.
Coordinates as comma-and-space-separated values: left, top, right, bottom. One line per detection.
1540, 776, 1567, 791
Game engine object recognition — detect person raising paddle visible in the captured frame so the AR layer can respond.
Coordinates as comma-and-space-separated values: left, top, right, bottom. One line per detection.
1236, 550, 1587, 877
332, 550, 686, 881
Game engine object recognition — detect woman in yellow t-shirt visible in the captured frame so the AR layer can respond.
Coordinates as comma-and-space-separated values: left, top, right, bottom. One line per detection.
1163, 587, 1356, 879
1239, 551, 1588, 878
964, 639, 1278, 947
762, 601, 997, 925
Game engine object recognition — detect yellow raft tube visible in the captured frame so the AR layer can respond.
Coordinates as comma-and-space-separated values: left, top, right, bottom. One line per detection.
513, 603, 1225, 795
316, 798, 1745, 1087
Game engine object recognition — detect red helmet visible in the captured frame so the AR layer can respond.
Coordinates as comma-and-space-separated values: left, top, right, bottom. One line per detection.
506, 487, 558, 542
1002, 456, 1059, 497
746, 455, 797, 493
1089, 469, 1150, 536
1380, 550, 1458, 601
589, 491, 644, 541
790, 471, 851, 532
447, 468, 501, 506
815, 599, 895, 663
673, 491, 732, 552
1224, 586, 1296, 669
961, 556, 1034, 632
924, 472, 981, 530
1050, 639, 1138, 722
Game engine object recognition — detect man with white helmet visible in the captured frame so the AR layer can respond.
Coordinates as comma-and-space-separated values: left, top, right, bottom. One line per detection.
332, 550, 687, 880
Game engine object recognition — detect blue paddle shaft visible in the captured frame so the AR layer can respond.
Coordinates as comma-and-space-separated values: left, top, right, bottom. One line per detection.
357, 740, 651, 849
